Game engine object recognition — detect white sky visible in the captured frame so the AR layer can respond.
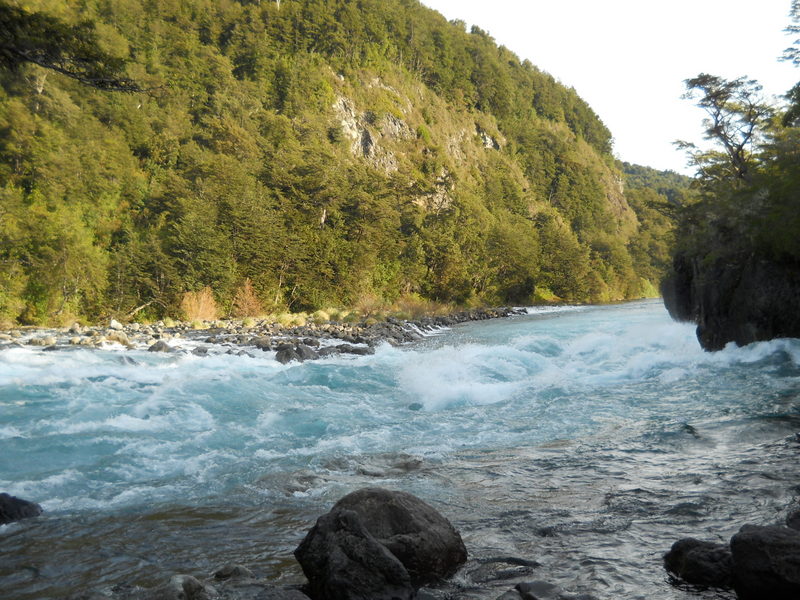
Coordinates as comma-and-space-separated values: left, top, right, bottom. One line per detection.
420, 0, 798, 174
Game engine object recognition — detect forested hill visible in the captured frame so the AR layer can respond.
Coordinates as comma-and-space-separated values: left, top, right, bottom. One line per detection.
0, 0, 674, 325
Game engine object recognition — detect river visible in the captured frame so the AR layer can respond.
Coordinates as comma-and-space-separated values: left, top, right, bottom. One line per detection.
1, 300, 799, 599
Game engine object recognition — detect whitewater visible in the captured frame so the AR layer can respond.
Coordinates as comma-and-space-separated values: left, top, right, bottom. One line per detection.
2, 300, 799, 599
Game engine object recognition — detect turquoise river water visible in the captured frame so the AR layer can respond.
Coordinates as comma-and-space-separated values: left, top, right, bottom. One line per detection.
1, 300, 799, 599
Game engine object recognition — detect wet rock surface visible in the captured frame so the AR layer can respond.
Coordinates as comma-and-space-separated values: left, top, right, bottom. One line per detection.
730, 524, 800, 600
295, 487, 467, 599
663, 538, 733, 588
0, 493, 42, 525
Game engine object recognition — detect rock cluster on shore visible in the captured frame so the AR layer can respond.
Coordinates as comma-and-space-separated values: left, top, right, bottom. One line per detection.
664, 509, 800, 599
0, 307, 527, 363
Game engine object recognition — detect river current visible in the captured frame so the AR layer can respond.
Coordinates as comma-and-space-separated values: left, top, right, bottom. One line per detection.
1, 300, 799, 599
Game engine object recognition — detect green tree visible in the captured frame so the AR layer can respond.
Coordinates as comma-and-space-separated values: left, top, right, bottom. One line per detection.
675, 74, 773, 185
0, 3, 141, 92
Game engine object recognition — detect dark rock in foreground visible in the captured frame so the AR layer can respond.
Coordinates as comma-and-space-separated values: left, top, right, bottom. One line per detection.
663, 537, 732, 588
730, 524, 800, 600
294, 487, 467, 600
0, 493, 42, 525
295, 507, 413, 600
662, 253, 800, 351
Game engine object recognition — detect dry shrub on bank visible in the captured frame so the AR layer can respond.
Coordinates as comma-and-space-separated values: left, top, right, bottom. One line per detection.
232, 278, 263, 318
180, 287, 218, 321
390, 294, 452, 320
354, 293, 385, 318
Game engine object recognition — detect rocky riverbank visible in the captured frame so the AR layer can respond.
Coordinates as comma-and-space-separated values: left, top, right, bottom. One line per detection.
0, 307, 527, 363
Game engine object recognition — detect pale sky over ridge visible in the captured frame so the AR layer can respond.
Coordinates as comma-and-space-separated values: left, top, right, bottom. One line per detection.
420, 0, 799, 174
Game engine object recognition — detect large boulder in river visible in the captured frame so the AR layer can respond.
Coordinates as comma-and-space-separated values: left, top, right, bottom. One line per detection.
0, 493, 43, 525
294, 488, 467, 599
730, 524, 800, 599
663, 537, 732, 588
295, 507, 414, 600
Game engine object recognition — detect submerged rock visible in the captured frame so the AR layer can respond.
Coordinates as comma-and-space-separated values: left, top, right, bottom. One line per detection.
730, 524, 800, 600
496, 580, 598, 600
663, 537, 732, 588
294, 487, 467, 599
0, 493, 42, 525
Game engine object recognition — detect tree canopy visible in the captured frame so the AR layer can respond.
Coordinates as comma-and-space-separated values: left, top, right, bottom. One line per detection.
0, 3, 141, 92
0, 0, 674, 325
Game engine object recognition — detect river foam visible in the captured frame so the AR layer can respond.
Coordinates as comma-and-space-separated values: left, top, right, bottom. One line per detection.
2, 300, 799, 599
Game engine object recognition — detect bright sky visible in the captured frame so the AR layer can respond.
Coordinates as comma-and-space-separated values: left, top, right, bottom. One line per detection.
420, 0, 798, 174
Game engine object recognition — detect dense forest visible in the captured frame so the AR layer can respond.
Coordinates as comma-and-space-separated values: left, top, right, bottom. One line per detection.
662, 0, 800, 350
0, 0, 678, 326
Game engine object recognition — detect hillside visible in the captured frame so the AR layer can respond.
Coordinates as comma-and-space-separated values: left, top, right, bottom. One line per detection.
0, 0, 673, 325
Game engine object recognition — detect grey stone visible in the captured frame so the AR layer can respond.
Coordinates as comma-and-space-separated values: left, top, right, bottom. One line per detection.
148, 340, 173, 353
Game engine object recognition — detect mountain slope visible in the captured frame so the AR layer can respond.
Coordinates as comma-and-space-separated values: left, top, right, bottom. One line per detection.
0, 0, 671, 324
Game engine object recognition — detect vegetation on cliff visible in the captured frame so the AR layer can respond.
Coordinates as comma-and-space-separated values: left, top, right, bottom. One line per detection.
0, 0, 674, 325
663, 1, 800, 349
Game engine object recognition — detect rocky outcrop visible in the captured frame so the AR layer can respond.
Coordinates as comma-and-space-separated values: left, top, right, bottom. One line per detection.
662, 252, 800, 351
294, 488, 467, 600
0, 493, 42, 525
332, 96, 404, 173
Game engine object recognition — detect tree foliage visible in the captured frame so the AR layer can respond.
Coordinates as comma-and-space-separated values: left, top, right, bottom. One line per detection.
671, 64, 800, 296
0, 2, 141, 92
0, 0, 675, 325
676, 74, 773, 186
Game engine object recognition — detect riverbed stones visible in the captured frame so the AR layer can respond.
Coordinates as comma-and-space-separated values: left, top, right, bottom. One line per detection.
106, 331, 131, 346
663, 537, 733, 588
148, 340, 173, 352
295, 488, 467, 600
212, 564, 254, 580
730, 524, 800, 599
0, 493, 43, 525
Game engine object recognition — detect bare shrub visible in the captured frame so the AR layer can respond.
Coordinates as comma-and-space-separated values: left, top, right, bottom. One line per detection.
180, 287, 219, 321
390, 294, 452, 320
232, 278, 263, 318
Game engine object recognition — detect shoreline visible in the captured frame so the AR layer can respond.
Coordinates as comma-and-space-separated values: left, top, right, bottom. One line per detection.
0, 307, 529, 363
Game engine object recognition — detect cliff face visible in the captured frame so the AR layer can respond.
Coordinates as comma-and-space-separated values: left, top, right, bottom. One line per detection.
662, 253, 800, 351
